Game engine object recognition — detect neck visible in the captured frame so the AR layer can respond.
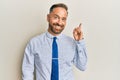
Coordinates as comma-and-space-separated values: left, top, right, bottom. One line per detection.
48, 29, 60, 36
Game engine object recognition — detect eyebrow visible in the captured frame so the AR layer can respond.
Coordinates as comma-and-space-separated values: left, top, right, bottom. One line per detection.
52, 14, 67, 19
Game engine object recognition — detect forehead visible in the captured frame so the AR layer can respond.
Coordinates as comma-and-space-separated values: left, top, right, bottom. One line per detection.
50, 7, 68, 17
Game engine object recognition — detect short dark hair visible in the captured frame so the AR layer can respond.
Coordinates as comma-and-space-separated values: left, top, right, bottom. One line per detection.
49, 3, 68, 13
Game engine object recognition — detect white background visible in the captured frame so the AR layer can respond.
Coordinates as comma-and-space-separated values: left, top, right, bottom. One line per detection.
0, 0, 120, 80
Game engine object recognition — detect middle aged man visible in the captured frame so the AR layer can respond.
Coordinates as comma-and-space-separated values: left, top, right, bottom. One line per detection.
22, 3, 87, 80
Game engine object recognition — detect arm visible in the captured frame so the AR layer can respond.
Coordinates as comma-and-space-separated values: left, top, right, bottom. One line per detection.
22, 41, 34, 80
73, 39, 87, 71
73, 23, 87, 71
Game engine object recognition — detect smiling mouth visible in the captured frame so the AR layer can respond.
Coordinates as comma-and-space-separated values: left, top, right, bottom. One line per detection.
55, 25, 62, 30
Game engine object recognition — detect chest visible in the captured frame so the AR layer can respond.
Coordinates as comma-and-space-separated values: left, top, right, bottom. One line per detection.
34, 40, 75, 64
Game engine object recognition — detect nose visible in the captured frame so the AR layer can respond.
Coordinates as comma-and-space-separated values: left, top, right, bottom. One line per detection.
58, 19, 63, 25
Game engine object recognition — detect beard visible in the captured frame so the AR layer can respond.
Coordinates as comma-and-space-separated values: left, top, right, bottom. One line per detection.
49, 23, 65, 34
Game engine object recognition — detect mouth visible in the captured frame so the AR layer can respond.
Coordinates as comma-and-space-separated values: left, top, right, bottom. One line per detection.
55, 25, 62, 30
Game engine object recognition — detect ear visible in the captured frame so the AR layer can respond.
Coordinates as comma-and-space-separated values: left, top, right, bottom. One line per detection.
47, 14, 50, 22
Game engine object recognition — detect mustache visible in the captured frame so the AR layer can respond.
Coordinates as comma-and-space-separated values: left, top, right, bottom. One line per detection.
53, 23, 64, 27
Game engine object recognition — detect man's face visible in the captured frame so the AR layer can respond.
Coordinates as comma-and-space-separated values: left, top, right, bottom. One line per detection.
47, 7, 68, 36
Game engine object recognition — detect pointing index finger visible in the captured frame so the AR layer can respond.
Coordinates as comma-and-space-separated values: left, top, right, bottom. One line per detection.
79, 23, 82, 27
79, 23, 82, 30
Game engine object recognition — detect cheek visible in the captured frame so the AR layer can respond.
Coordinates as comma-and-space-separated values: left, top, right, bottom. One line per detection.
63, 21, 66, 26
49, 19, 58, 24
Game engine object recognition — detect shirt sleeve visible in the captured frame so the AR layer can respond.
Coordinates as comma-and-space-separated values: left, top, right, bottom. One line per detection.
73, 39, 87, 71
22, 40, 34, 80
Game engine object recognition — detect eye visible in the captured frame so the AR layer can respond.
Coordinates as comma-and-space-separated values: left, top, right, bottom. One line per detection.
53, 15, 59, 19
62, 18, 67, 21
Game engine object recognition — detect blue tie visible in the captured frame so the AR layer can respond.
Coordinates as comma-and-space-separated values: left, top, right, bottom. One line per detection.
51, 37, 59, 80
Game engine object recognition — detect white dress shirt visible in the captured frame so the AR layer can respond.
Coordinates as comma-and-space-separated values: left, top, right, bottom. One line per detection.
22, 31, 87, 80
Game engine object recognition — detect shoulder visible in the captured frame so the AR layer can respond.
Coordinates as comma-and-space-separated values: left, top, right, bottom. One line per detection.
28, 32, 46, 45
24, 32, 46, 52
32, 32, 45, 40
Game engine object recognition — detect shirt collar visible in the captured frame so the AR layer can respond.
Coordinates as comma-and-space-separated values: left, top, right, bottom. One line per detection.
46, 31, 63, 39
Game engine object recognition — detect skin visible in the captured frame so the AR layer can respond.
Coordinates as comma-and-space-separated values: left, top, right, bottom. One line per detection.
47, 7, 83, 41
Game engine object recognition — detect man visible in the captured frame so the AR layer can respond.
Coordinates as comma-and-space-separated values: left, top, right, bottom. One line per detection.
22, 3, 87, 80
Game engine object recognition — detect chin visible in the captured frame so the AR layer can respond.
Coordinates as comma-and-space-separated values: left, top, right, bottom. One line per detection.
54, 32, 61, 34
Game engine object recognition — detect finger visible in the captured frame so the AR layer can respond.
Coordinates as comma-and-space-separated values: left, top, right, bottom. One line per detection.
79, 23, 82, 30
76, 27, 81, 33
73, 28, 77, 35
79, 23, 82, 27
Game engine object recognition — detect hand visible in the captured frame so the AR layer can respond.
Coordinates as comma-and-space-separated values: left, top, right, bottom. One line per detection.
73, 23, 83, 41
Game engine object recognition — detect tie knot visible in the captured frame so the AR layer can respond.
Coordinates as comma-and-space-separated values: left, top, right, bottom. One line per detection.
53, 37, 57, 40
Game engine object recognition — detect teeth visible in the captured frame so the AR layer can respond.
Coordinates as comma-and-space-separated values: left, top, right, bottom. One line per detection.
55, 26, 61, 29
